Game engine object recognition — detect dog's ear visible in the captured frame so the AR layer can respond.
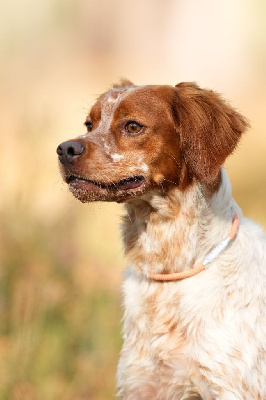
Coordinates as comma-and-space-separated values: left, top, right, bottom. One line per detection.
112, 78, 134, 89
173, 82, 249, 183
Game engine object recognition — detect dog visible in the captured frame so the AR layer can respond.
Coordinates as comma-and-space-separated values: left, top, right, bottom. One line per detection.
57, 80, 266, 399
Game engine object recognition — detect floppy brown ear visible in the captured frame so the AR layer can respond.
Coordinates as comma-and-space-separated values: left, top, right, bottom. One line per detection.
174, 82, 249, 183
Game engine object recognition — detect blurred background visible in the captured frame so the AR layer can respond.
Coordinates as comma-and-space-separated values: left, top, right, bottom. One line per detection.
0, 0, 265, 399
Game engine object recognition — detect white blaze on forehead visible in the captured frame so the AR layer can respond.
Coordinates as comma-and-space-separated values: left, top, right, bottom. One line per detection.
99, 85, 147, 131
90, 88, 132, 144
77, 87, 135, 140
107, 96, 118, 103
93, 85, 146, 157
78, 86, 147, 154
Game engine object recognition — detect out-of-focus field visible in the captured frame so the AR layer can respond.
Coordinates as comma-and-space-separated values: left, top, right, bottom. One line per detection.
0, 1, 265, 399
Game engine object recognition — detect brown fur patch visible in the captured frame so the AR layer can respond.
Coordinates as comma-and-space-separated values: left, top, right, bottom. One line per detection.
59, 82, 248, 204
174, 82, 249, 183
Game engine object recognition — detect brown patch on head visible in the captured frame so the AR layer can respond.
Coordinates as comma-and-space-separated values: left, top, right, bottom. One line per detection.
58, 81, 247, 204
173, 82, 249, 184
109, 85, 191, 190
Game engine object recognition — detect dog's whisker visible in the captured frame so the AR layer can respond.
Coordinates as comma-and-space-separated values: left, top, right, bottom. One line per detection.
101, 172, 119, 189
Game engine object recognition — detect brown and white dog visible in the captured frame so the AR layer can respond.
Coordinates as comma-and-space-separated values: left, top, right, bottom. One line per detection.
57, 80, 266, 399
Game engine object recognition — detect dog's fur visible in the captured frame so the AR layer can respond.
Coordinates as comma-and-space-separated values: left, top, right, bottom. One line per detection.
57, 81, 266, 399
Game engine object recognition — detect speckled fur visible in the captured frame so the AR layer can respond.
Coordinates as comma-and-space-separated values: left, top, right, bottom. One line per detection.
118, 169, 266, 399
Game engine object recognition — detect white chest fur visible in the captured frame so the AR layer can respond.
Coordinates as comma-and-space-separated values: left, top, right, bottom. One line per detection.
117, 171, 266, 399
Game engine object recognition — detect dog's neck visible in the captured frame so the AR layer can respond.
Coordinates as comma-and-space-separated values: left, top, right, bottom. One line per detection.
122, 169, 239, 277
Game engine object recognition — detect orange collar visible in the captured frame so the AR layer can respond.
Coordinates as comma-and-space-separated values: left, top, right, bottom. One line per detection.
150, 214, 239, 282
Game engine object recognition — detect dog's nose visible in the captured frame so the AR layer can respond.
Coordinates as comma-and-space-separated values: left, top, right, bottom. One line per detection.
56, 140, 85, 165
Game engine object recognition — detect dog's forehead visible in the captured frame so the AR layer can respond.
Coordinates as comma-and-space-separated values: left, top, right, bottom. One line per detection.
100, 86, 140, 111
93, 85, 175, 118
87, 86, 137, 121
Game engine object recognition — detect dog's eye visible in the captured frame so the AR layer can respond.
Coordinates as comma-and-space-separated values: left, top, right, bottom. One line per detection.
125, 122, 143, 135
85, 121, 93, 132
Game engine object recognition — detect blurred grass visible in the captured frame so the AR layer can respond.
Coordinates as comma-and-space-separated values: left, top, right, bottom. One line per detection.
0, 201, 123, 400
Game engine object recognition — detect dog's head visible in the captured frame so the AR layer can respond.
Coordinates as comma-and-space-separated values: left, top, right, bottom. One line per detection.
57, 81, 248, 203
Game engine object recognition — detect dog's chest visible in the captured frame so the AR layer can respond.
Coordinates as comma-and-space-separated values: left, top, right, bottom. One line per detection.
119, 259, 266, 399
120, 271, 212, 394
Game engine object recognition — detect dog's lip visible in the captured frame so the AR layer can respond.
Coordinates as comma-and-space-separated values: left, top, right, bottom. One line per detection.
66, 175, 145, 191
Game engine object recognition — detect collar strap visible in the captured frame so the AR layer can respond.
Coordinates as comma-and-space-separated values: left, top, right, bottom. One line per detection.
150, 214, 239, 282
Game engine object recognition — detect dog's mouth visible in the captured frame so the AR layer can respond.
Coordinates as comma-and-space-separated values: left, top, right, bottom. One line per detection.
65, 174, 145, 202
66, 175, 145, 190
